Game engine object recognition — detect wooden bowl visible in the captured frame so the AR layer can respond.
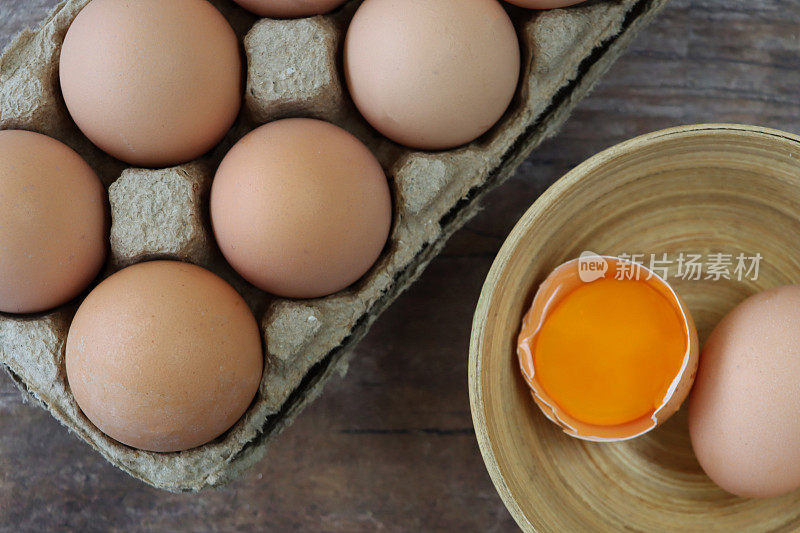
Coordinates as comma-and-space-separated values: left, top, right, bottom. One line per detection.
469, 124, 800, 532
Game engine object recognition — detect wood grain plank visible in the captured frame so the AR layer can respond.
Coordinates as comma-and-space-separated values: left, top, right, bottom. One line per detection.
1, 0, 798, 530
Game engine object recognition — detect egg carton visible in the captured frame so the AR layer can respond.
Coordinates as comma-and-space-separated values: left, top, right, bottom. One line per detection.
0, 0, 668, 491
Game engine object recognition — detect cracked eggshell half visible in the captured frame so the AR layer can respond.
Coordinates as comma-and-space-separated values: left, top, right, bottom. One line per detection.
516, 256, 699, 441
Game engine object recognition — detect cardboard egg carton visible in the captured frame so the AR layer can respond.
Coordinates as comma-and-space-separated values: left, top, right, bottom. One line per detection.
0, 0, 668, 491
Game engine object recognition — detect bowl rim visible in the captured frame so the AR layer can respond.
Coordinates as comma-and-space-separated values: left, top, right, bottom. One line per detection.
467, 123, 800, 532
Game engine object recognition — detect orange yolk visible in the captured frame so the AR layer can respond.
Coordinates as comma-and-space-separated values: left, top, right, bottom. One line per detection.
533, 277, 686, 427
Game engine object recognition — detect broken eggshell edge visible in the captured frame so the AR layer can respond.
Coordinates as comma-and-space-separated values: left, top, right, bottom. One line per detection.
516, 256, 699, 442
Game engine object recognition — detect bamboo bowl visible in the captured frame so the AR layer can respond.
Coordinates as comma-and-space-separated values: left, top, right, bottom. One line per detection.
469, 124, 800, 532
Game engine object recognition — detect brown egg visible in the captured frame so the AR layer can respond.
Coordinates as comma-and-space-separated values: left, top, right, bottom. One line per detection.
59, 0, 242, 168
65, 261, 263, 453
689, 285, 800, 498
210, 118, 392, 299
231, 0, 347, 17
0, 130, 106, 314
344, 0, 521, 150
504, 0, 585, 8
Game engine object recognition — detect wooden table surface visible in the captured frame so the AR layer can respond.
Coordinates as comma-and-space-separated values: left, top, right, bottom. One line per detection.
1, 1, 798, 531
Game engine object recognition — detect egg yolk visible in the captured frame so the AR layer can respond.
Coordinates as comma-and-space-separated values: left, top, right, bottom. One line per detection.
533, 278, 686, 427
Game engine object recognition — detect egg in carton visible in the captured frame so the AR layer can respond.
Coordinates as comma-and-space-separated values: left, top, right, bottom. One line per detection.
0, 0, 668, 491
